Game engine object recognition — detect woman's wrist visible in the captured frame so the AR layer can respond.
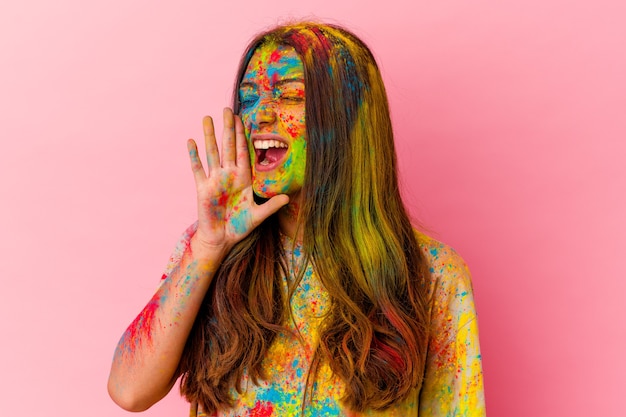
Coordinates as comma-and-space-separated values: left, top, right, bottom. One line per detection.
189, 234, 230, 266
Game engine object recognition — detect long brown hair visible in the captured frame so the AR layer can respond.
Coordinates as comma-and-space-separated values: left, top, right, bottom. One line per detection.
178, 22, 431, 413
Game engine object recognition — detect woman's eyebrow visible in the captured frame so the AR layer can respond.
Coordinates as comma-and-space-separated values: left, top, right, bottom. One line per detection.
273, 77, 305, 87
239, 81, 256, 90
240, 77, 304, 91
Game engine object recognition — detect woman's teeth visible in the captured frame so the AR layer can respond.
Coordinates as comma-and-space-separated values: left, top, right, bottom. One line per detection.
253, 140, 288, 150
253, 139, 288, 167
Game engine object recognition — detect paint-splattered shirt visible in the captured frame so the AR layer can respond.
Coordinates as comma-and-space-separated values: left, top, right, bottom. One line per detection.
162, 223, 485, 416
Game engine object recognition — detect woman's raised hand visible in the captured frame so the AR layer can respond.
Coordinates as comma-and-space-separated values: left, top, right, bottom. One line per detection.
187, 108, 289, 257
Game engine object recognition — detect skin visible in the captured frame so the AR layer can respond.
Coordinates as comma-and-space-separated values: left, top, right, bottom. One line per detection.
107, 109, 290, 411
239, 44, 307, 238
108, 44, 308, 411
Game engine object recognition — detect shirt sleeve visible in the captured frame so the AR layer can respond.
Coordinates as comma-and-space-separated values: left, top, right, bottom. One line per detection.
160, 221, 198, 281
418, 240, 486, 416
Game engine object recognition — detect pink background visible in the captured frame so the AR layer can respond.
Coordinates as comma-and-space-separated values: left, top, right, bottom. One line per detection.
1, 1, 624, 416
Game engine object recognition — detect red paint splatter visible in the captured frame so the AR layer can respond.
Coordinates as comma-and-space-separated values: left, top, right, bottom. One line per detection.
217, 190, 229, 206
249, 400, 274, 417
269, 49, 282, 63
286, 124, 298, 138
121, 294, 160, 356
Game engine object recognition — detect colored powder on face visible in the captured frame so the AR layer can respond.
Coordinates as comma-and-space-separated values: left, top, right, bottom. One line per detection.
240, 43, 307, 198
269, 49, 282, 64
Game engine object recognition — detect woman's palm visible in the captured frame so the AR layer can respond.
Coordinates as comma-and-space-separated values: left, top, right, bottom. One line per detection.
187, 109, 288, 254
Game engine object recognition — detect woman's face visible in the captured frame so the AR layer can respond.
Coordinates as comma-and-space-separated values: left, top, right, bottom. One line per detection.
239, 43, 306, 199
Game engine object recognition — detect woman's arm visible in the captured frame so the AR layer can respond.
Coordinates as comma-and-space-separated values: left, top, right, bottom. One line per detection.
417, 237, 486, 416
107, 109, 288, 411
107, 234, 224, 411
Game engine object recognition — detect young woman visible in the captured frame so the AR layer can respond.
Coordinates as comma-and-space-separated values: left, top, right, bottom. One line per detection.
108, 22, 485, 416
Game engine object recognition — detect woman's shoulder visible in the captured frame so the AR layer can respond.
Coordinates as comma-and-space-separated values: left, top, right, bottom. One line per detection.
413, 231, 485, 415
413, 230, 477, 321
414, 230, 472, 284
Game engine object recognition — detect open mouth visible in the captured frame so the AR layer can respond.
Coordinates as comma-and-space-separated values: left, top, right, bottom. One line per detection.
253, 139, 288, 170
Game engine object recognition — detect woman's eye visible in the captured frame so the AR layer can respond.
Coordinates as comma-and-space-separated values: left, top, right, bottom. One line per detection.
278, 93, 305, 103
239, 96, 258, 109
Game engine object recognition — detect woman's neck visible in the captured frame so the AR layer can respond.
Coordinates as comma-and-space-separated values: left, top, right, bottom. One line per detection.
278, 191, 303, 241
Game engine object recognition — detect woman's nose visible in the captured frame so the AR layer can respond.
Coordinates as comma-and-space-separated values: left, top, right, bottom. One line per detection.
250, 100, 277, 128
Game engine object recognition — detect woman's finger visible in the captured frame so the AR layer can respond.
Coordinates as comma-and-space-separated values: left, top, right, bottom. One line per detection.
251, 194, 290, 229
203, 116, 220, 176
222, 108, 237, 167
234, 115, 251, 169
187, 139, 206, 185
